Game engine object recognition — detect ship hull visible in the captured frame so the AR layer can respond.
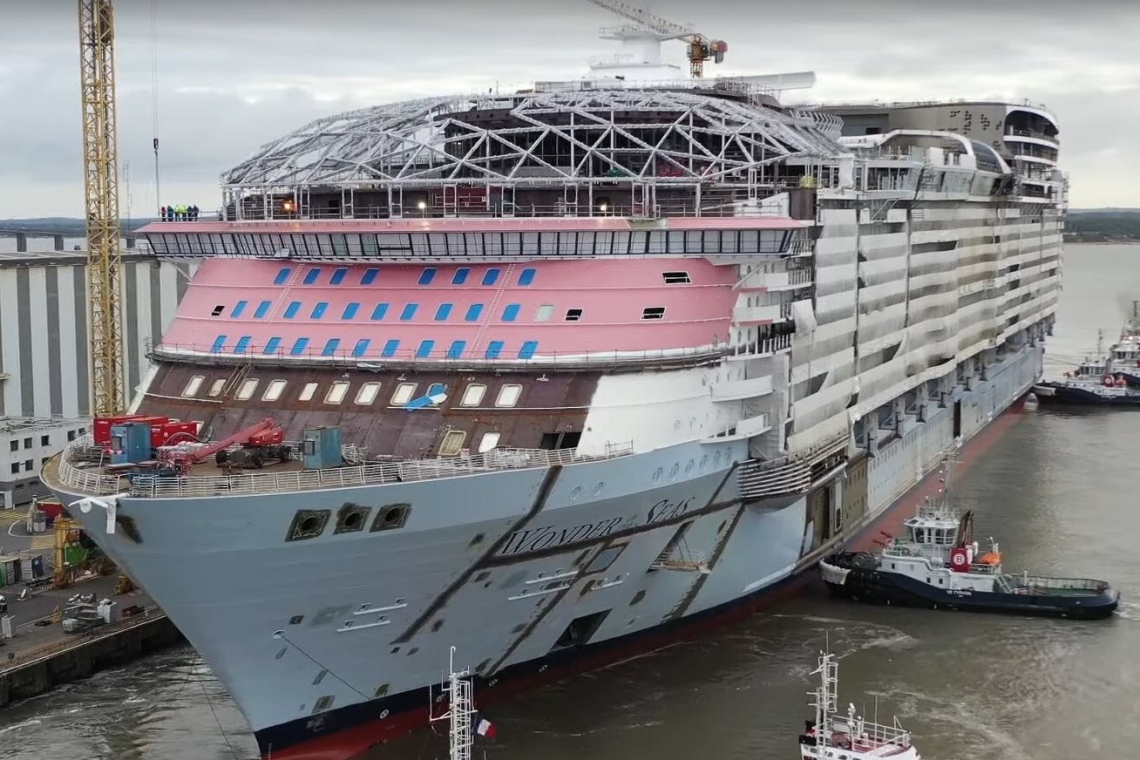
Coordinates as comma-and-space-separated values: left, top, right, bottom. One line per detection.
819, 558, 1119, 621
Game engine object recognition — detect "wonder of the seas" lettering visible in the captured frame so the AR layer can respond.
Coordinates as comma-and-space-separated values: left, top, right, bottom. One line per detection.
498, 496, 697, 556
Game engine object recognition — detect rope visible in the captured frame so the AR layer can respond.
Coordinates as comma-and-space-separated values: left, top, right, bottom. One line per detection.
274, 631, 373, 701
196, 667, 245, 760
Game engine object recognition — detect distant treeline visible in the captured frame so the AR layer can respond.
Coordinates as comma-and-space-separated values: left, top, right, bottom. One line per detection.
1064, 210, 1140, 243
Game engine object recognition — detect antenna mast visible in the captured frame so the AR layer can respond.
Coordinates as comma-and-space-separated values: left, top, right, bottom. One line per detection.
431, 647, 476, 760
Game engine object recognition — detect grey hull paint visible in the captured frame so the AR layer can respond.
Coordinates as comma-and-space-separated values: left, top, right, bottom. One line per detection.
46, 342, 1043, 737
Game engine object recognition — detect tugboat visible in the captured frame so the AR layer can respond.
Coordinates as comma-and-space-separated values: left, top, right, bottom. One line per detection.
819, 459, 1119, 620
798, 649, 920, 760
1034, 328, 1140, 406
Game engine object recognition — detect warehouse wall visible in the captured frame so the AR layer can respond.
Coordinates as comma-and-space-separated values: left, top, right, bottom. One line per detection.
0, 256, 197, 418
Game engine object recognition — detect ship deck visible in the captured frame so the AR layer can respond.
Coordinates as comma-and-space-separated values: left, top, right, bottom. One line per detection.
43, 436, 634, 500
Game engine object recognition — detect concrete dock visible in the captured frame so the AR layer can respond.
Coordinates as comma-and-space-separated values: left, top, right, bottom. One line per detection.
0, 572, 183, 708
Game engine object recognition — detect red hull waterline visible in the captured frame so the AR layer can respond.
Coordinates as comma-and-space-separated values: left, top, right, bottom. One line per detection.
267, 396, 1030, 760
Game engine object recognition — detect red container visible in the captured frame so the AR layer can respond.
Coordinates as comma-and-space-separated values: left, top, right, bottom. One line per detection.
94, 415, 145, 446
157, 420, 200, 446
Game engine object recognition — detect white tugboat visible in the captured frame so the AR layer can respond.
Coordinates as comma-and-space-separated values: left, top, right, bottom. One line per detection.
797, 650, 919, 760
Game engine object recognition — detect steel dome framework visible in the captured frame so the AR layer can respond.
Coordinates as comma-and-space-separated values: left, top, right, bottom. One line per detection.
221, 87, 847, 219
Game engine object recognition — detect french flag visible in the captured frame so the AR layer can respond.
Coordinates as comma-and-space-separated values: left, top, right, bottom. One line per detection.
475, 714, 497, 740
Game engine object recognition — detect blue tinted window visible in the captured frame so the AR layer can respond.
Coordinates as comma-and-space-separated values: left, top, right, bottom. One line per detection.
419, 268, 437, 285
371, 303, 389, 321
452, 268, 470, 285
381, 339, 400, 358
342, 302, 360, 320
330, 267, 348, 285
481, 268, 501, 286
311, 302, 328, 319
485, 340, 504, 359
231, 300, 248, 318
400, 303, 418, 321
518, 268, 537, 286
501, 304, 521, 322
416, 339, 435, 359
290, 337, 310, 356
274, 267, 292, 285
427, 383, 446, 397
264, 337, 282, 354
284, 301, 301, 319
322, 338, 341, 357
352, 338, 371, 357
361, 268, 380, 285
446, 340, 466, 360
234, 336, 252, 354
254, 300, 272, 319
435, 303, 453, 321
465, 304, 484, 322
303, 268, 321, 285
518, 340, 539, 360
210, 335, 227, 353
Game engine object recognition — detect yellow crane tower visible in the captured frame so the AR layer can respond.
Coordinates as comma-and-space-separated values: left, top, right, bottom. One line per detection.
78, 0, 126, 418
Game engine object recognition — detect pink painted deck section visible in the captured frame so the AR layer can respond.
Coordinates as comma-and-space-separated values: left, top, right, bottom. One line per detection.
160, 258, 738, 359
140, 215, 806, 236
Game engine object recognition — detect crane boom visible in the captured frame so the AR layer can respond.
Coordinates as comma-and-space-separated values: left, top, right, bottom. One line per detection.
78, 0, 126, 417
585, 0, 726, 78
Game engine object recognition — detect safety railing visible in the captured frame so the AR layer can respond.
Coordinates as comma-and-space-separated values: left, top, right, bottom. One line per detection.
736, 433, 848, 499
52, 436, 635, 499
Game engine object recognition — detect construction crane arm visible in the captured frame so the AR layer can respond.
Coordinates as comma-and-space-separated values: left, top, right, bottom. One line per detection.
585, 0, 693, 39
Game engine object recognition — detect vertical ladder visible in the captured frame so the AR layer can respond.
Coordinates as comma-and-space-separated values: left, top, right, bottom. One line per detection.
468, 262, 516, 357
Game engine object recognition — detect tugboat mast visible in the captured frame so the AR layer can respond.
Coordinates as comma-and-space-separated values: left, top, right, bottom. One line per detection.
431, 647, 476, 760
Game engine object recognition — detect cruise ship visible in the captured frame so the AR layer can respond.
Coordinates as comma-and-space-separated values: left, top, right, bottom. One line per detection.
42, 22, 1065, 760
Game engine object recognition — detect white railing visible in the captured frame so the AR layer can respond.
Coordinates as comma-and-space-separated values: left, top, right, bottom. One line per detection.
727, 332, 794, 359
736, 433, 848, 499
51, 436, 634, 499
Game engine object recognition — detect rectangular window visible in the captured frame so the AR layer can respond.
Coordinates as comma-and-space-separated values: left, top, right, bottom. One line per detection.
415, 339, 435, 359
663, 271, 691, 284
460, 383, 486, 406
210, 335, 227, 353
303, 268, 321, 285
501, 304, 521, 322
290, 337, 310, 356
352, 338, 371, 357
391, 383, 417, 406
438, 430, 467, 456
485, 340, 504, 359
182, 375, 205, 397
517, 340, 538, 360
642, 307, 666, 320
298, 382, 319, 402
208, 378, 226, 397
325, 381, 350, 404
274, 267, 292, 285
565, 308, 582, 321
311, 302, 329, 319
535, 304, 554, 322
322, 338, 341, 357
419, 268, 437, 285
9, 441, 18, 452
342, 302, 360, 320
446, 340, 466, 360
518, 268, 537, 286
263, 379, 288, 401
464, 304, 484, 322
231, 300, 248, 318
355, 382, 381, 405
264, 336, 282, 354
284, 301, 301, 319
254, 300, 272, 319
9, 464, 17, 475
452, 268, 470, 285
41, 435, 50, 446
399, 303, 418, 321
371, 303, 389, 320
330, 267, 348, 285
361, 268, 379, 285
235, 378, 259, 401
496, 384, 522, 407
481, 268, 501, 286
435, 303, 453, 321
211, 304, 225, 316
381, 339, 400, 358
234, 336, 252, 354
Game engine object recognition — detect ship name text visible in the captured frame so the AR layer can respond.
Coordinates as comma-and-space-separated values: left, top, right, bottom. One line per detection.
498, 496, 697, 556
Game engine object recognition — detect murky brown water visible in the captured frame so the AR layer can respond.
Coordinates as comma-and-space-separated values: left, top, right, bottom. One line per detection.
4, 244, 1139, 760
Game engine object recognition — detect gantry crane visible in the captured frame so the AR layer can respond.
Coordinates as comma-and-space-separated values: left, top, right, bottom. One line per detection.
586, 0, 727, 78
78, 0, 127, 417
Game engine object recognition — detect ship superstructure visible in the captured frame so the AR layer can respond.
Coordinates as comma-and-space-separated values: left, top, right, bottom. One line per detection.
43, 34, 1063, 760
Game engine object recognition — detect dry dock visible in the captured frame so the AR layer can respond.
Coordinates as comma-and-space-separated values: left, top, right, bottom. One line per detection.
0, 574, 182, 707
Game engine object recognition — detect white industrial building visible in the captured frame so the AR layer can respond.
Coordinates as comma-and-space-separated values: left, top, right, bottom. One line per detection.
0, 250, 194, 508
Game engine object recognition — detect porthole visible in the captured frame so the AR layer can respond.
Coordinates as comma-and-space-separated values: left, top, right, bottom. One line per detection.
592, 481, 604, 497
569, 485, 582, 500
286, 510, 329, 542
669, 463, 680, 481
652, 467, 663, 484
371, 503, 411, 532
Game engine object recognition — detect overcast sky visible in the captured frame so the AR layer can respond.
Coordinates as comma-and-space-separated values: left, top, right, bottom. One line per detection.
1, 0, 1137, 217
